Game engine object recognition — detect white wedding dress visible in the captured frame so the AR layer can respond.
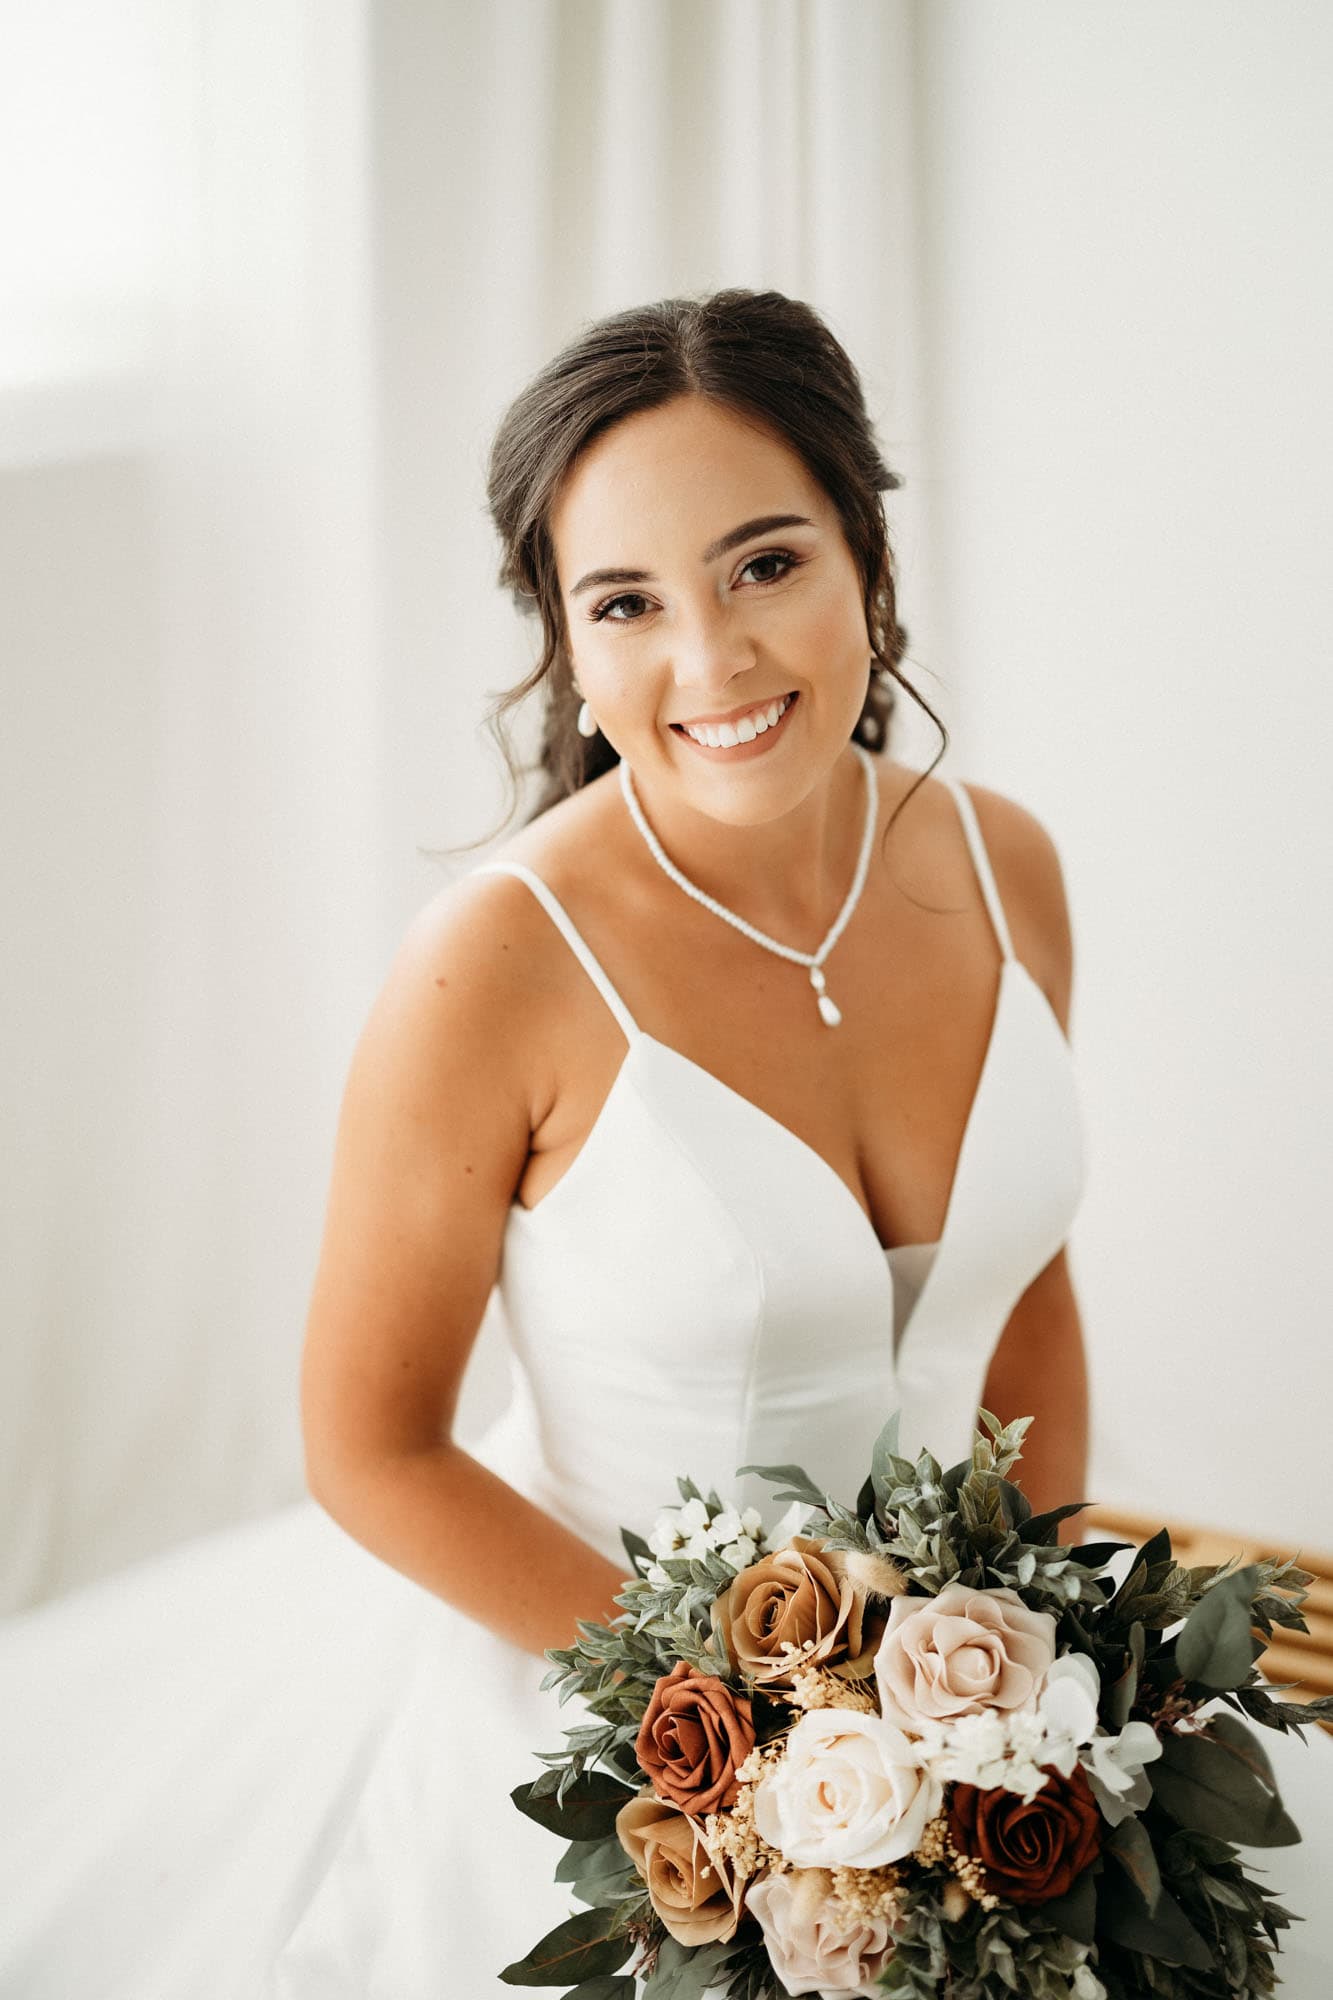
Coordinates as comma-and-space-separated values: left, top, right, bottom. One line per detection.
1, 776, 1327, 1997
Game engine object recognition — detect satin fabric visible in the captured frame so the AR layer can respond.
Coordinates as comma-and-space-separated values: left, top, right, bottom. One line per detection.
6, 774, 1320, 1996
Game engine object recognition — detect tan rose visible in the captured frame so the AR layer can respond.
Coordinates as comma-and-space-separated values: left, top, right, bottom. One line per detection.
614, 1790, 745, 1946
874, 1583, 1057, 1730
713, 1536, 887, 1689
635, 1659, 756, 1814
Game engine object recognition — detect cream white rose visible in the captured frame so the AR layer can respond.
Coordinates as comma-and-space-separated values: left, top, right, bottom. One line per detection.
874, 1583, 1057, 1730
747, 1867, 894, 1998
753, 1708, 941, 1868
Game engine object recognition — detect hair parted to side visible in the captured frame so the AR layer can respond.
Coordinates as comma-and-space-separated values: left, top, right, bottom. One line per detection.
471, 286, 946, 844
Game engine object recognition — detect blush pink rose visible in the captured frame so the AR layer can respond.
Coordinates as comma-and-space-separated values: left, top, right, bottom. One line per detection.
874, 1584, 1057, 1731
747, 1866, 895, 1997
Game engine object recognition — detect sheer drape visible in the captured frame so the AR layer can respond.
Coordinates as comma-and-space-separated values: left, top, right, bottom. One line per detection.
0, 0, 930, 1610
4, 0, 1331, 1612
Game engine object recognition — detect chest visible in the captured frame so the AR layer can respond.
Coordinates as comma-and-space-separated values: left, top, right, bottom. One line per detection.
517, 870, 1016, 1254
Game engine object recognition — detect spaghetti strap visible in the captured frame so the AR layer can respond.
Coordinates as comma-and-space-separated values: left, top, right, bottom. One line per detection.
471, 859, 641, 1046
941, 778, 1015, 963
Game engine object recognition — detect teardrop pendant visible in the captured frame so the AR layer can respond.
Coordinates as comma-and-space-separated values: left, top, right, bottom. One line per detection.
817, 993, 842, 1027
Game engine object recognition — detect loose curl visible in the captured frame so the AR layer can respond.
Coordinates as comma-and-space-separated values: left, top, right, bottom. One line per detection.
470, 286, 946, 844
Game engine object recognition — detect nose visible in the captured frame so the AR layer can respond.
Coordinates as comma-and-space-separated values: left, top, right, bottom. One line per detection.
668, 595, 757, 698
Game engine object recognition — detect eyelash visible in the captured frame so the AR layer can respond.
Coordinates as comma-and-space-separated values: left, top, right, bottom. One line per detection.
586, 548, 805, 624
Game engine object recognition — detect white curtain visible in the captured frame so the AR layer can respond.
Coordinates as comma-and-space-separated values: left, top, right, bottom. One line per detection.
3, 0, 1330, 1613
1, 0, 382, 1608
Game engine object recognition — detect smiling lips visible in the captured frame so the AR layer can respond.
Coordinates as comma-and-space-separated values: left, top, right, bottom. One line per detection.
673, 691, 796, 750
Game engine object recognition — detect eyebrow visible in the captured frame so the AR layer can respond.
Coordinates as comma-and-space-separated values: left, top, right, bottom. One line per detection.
568, 513, 817, 598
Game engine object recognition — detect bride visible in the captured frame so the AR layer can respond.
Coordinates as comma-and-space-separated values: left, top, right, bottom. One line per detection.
1, 287, 1326, 1997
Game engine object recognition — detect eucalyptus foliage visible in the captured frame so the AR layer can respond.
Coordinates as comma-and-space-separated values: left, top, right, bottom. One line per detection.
502, 1412, 1332, 1998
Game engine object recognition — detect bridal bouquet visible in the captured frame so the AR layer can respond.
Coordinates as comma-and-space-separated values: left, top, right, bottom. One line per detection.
501, 1413, 1332, 1999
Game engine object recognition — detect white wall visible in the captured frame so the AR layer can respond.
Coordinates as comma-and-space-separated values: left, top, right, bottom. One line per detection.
370, 0, 942, 1454
0, 0, 381, 1607
5, 0, 1329, 1610
913, 2, 1333, 1547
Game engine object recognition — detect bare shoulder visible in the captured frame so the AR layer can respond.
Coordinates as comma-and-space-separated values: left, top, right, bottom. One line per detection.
381, 773, 631, 1116
897, 764, 1076, 1033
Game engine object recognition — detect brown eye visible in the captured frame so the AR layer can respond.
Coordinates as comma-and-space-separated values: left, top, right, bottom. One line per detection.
741, 550, 800, 585
589, 591, 651, 624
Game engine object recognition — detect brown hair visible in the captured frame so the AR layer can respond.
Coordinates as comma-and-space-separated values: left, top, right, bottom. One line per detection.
474, 286, 945, 841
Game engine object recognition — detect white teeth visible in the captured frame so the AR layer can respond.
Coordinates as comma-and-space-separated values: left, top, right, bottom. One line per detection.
682, 693, 791, 749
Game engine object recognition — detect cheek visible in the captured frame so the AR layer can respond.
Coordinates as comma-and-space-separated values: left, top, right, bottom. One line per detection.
795, 567, 870, 656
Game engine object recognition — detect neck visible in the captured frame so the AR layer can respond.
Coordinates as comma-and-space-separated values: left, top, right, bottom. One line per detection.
622, 745, 870, 946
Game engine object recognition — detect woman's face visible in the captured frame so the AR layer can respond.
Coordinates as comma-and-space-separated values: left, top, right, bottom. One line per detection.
549, 393, 873, 825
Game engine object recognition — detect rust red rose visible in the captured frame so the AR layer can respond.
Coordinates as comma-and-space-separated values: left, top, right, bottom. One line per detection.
635, 1660, 756, 1815
947, 1764, 1102, 1905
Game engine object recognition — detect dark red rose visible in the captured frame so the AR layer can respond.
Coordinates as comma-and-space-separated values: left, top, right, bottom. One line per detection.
947, 1764, 1102, 1905
634, 1660, 756, 1815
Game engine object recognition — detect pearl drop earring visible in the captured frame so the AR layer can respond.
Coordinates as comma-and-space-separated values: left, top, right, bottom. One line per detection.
576, 698, 597, 739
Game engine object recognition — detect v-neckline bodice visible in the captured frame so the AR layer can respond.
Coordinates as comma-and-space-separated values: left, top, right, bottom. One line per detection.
628, 956, 1037, 1265
505, 956, 1069, 1357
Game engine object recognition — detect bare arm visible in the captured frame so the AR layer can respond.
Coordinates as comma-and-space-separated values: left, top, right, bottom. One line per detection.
971, 786, 1091, 1530
300, 873, 628, 1659
982, 1246, 1090, 1525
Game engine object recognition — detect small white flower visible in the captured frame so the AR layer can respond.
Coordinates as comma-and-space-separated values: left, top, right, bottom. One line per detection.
719, 1535, 757, 1570
646, 1562, 672, 1589
1007, 1707, 1051, 1761
1037, 1652, 1101, 1747
709, 1507, 742, 1544
648, 1508, 684, 1557
740, 1506, 764, 1539
762, 1500, 813, 1551
681, 1529, 713, 1559
1082, 1719, 1162, 1825
677, 1497, 709, 1534
1004, 1756, 1048, 1804
917, 1709, 1012, 1792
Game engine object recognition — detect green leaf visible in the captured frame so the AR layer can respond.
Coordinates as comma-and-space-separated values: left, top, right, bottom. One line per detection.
1101, 1620, 1145, 1731
1135, 1525, 1174, 1571
552, 1832, 636, 1907
620, 1527, 652, 1575
1040, 1861, 1099, 1943
499, 1906, 633, 1986
869, 1414, 916, 1513
1106, 1813, 1163, 1913
1064, 1538, 1133, 1568
873, 1408, 903, 1466
1020, 1501, 1091, 1543
554, 1836, 622, 1886
1151, 1714, 1299, 1846
1231, 1683, 1333, 1733
511, 1769, 637, 1842
557, 1978, 636, 2000
640, 1935, 733, 1998
732, 1461, 829, 1512
1175, 1565, 1260, 1689
1097, 1870, 1215, 1971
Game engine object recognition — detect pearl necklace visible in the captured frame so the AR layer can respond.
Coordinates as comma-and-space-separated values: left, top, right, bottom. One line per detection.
617, 742, 878, 1027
